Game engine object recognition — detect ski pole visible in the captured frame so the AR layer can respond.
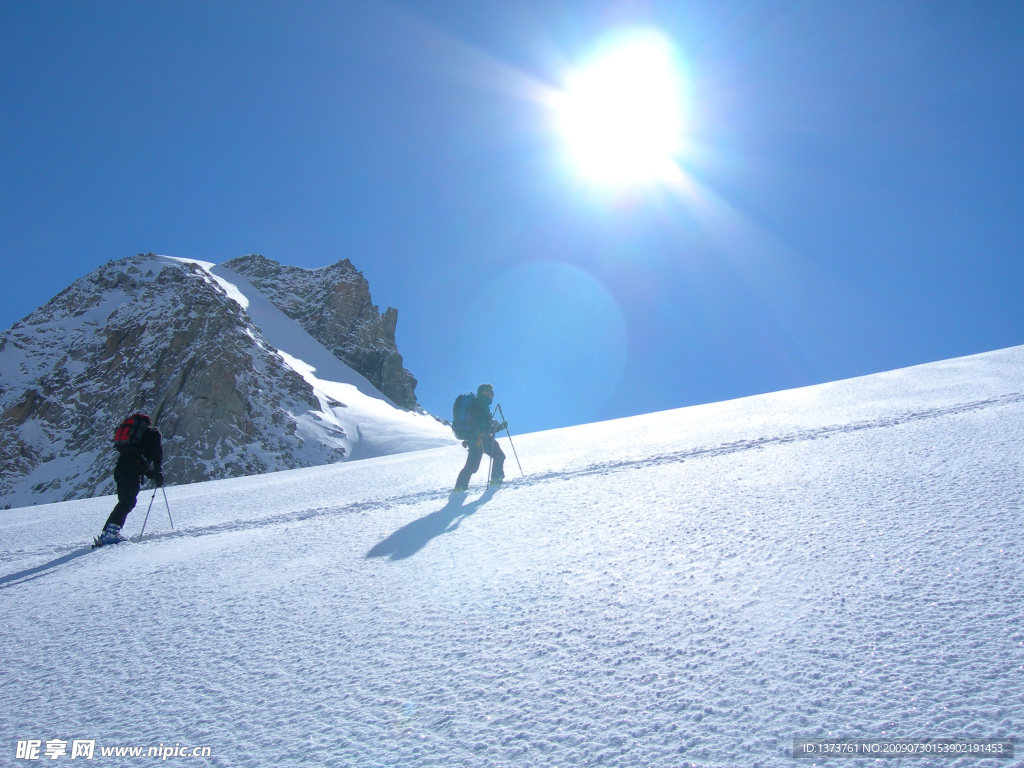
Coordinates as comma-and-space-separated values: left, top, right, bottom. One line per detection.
137, 487, 158, 541
496, 404, 523, 476
161, 486, 174, 530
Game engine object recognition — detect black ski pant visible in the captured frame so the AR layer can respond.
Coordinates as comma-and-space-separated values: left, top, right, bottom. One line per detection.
456, 434, 505, 489
105, 460, 145, 529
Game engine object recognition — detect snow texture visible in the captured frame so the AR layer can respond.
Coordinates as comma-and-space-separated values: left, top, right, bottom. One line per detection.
1, 346, 1022, 767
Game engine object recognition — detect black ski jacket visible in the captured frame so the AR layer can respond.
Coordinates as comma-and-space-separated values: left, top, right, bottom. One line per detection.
115, 427, 163, 478
464, 395, 496, 441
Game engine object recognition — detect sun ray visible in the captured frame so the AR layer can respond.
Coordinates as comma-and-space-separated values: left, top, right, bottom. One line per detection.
365, 0, 560, 106
660, 161, 887, 378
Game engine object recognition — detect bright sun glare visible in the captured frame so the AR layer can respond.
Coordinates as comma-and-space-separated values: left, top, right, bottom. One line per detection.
556, 31, 685, 186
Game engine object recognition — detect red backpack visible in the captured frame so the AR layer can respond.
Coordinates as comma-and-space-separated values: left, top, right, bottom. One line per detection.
113, 414, 150, 453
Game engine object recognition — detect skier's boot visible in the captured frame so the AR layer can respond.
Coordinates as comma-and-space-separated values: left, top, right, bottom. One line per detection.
452, 485, 468, 493
488, 474, 504, 487
95, 523, 127, 548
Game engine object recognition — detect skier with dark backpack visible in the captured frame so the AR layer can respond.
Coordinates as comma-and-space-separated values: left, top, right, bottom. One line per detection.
95, 413, 164, 546
452, 384, 507, 492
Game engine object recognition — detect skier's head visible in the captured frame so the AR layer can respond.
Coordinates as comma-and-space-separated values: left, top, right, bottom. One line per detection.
477, 384, 494, 401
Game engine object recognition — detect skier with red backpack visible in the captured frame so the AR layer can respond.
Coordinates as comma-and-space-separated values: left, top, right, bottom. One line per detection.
451, 384, 507, 492
95, 413, 164, 546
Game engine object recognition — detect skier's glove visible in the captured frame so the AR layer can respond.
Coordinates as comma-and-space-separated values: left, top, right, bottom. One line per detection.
495, 421, 508, 433
151, 471, 164, 488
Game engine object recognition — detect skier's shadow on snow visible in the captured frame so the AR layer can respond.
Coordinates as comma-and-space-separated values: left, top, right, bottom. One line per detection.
366, 488, 497, 561
0, 547, 93, 589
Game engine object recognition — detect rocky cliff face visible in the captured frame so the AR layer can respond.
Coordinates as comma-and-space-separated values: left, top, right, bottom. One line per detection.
222, 254, 418, 410
0, 253, 443, 509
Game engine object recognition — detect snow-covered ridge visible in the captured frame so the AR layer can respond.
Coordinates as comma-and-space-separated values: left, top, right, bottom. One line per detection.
194, 257, 454, 460
222, 253, 420, 410
0, 253, 455, 508
1, 344, 1021, 766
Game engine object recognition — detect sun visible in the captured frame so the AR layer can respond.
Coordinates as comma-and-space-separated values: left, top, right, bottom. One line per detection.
555, 30, 686, 186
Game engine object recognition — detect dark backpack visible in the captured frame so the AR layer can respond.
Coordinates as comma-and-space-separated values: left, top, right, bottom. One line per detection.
113, 414, 149, 453
451, 393, 477, 440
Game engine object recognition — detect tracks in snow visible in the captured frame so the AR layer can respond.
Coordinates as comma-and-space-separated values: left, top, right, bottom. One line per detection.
4, 391, 1022, 583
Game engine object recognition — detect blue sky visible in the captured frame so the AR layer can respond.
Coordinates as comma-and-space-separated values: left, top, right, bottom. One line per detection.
2, 1, 1022, 435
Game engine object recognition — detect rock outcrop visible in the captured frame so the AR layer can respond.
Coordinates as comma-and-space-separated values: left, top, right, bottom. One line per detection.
222, 254, 418, 410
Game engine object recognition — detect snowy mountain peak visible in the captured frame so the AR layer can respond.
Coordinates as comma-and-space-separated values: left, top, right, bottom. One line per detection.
0, 253, 455, 508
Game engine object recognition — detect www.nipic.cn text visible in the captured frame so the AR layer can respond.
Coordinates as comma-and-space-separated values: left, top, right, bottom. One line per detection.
15, 739, 213, 760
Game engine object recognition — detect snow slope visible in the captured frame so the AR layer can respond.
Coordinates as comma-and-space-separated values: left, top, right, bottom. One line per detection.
1, 346, 1022, 767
